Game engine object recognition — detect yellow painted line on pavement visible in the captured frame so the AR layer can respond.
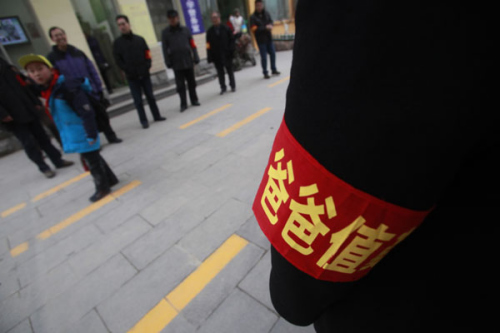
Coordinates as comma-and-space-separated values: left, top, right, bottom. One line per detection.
268, 76, 290, 88
9, 180, 141, 258
2, 172, 91, 219
37, 180, 141, 240
128, 234, 248, 333
32, 172, 90, 202
180, 104, 232, 129
10, 242, 29, 258
216, 107, 272, 137
1, 203, 27, 218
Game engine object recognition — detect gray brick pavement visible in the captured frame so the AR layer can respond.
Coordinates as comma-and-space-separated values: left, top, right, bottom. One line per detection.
0, 50, 317, 333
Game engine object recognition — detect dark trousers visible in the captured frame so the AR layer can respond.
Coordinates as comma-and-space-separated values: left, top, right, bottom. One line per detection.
258, 41, 277, 75
80, 150, 117, 192
10, 120, 63, 172
128, 76, 162, 125
174, 68, 199, 107
215, 60, 235, 90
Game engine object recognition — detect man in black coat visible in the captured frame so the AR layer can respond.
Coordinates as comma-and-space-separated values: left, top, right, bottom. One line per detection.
0, 57, 73, 178
250, 0, 280, 79
162, 9, 201, 112
206, 11, 236, 95
113, 15, 165, 129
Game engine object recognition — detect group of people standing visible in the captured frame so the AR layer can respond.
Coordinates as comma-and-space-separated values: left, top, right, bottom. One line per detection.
0, 0, 280, 202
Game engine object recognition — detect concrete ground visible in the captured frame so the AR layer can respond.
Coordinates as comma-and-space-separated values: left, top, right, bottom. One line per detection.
0, 50, 316, 333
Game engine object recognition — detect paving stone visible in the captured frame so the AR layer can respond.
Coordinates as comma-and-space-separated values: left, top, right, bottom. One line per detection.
178, 198, 254, 261
139, 180, 209, 226
0, 270, 20, 303
237, 215, 271, 250
68, 215, 151, 278
93, 189, 161, 233
122, 209, 205, 270
72, 310, 109, 333
0, 209, 41, 240
29, 254, 136, 333
160, 314, 197, 333
5, 319, 32, 333
0, 262, 77, 333
16, 224, 103, 288
0, 237, 8, 258
97, 245, 198, 333
270, 318, 316, 333
197, 289, 278, 333
182, 243, 264, 327
239, 250, 274, 311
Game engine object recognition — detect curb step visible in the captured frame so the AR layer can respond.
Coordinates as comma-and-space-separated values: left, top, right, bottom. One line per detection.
106, 72, 217, 118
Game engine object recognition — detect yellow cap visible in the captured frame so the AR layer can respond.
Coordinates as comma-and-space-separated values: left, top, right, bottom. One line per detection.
18, 54, 53, 69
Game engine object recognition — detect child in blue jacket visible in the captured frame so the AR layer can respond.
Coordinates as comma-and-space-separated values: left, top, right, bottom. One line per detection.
19, 54, 118, 202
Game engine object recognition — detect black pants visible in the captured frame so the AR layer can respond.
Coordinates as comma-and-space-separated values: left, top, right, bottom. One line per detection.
128, 75, 162, 125
214, 60, 235, 91
174, 68, 199, 107
80, 150, 117, 192
10, 120, 63, 172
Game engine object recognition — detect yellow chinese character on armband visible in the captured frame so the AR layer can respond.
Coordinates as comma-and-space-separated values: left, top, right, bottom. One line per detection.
261, 148, 295, 225
358, 227, 416, 271
317, 217, 396, 274
281, 184, 334, 255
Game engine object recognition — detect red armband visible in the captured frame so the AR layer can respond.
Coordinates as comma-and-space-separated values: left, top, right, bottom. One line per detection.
145, 50, 152, 60
252, 119, 432, 282
190, 38, 197, 49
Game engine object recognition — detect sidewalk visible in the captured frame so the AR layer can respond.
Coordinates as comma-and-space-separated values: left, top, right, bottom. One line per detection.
0, 50, 316, 333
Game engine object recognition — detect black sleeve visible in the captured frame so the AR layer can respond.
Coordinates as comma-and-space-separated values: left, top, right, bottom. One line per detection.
63, 79, 99, 139
112, 40, 127, 72
161, 30, 172, 67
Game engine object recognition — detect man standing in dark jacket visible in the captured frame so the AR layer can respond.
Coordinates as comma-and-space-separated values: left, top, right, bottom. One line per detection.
113, 15, 165, 128
250, 0, 280, 79
47, 27, 122, 143
162, 9, 201, 112
0, 57, 73, 178
206, 12, 236, 95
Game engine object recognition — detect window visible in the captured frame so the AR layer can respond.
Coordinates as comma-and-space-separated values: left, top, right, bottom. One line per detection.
265, 0, 290, 21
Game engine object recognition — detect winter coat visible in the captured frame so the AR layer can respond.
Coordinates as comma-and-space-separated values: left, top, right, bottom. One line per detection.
113, 32, 152, 80
206, 24, 235, 66
47, 44, 103, 98
47, 75, 100, 153
250, 10, 273, 44
161, 25, 200, 70
0, 57, 41, 129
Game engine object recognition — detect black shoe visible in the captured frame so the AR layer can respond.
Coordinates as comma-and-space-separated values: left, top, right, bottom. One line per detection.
180, 105, 188, 112
154, 117, 166, 122
109, 138, 123, 144
56, 160, 74, 169
142, 122, 149, 129
192, 101, 201, 106
264, 74, 271, 79
272, 70, 281, 75
89, 189, 111, 202
220, 88, 227, 95
42, 169, 56, 178
231, 87, 236, 92
110, 178, 119, 187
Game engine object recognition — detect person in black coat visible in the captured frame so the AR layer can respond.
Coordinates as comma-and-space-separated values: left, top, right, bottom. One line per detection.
113, 15, 165, 129
161, 9, 201, 112
252, 1, 497, 332
206, 11, 236, 95
0, 57, 73, 178
250, 0, 280, 79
